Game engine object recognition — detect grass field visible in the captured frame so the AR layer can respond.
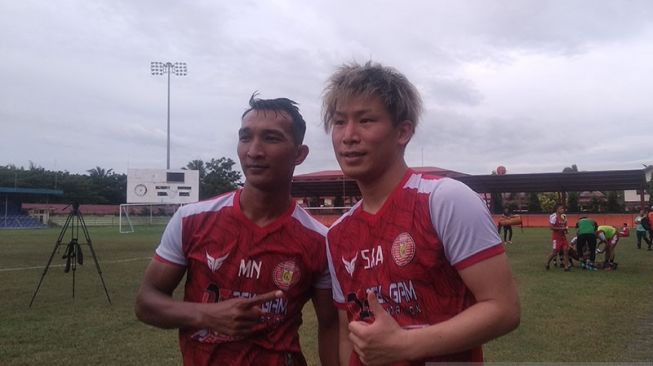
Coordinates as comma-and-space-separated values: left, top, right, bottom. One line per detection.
1, 226, 652, 364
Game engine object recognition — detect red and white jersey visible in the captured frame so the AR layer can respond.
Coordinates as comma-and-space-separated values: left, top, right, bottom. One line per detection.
155, 189, 330, 366
549, 213, 567, 240
327, 170, 503, 364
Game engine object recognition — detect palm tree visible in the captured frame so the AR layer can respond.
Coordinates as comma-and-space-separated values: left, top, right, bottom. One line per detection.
87, 166, 114, 178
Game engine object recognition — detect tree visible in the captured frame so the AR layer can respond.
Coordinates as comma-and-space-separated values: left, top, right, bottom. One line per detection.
87, 166, 113, 179
187, 158, 242, 200
538, 193, 558, 213
567, 192, 579, 213
185, 160, 207, 181
589, 197, 602, 213
606, 191, 622, 212
562, 164, 579, 173
527, 193, 542, 212
491, 192, 503, 214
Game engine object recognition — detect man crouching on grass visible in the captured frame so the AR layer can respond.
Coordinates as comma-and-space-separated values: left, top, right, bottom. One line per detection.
135, 94, 338, 366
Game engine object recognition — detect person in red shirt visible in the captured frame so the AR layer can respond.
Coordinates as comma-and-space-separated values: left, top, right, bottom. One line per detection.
135, 94, 338, 366
545, 204, 571, 271
322, 61, 520, 365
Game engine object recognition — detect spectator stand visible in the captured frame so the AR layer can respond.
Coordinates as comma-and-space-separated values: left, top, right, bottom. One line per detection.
0, 187, 63, 229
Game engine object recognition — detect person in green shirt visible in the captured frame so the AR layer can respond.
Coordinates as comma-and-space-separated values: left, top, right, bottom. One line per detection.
575, 216, 598, 269
596, 225, 619, 270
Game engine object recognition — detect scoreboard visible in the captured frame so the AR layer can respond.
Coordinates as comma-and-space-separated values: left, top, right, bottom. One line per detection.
126, 169, 199, 204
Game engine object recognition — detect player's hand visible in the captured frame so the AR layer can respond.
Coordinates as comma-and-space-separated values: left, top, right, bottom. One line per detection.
348, 291, 408, 365
197, 290, 283, 337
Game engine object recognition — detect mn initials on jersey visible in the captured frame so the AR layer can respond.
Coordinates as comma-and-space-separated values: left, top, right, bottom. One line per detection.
238, 258, 262, 279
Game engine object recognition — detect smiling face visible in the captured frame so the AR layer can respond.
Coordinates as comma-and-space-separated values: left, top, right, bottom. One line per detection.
330, 95, 414, 183
237, 109, 307, 191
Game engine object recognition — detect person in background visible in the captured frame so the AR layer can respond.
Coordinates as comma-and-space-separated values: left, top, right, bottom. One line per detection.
634, 209, 651, 250
575, 216, 598, 270
497, 207, 514, 244
546, 204, 571, 271
597, 225, 620, 270
644, 207, 653, 251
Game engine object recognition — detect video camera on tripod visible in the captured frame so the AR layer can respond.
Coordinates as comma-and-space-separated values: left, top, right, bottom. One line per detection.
29, 202, 111, 307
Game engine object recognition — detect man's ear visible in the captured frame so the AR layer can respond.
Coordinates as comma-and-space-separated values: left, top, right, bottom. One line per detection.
396, 120, 415, 146
295, 144, 309, 166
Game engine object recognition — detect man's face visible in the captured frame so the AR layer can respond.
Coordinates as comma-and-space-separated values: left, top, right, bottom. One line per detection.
330, 95, 412, 182
237, 110, 305, 190
557, 206, 565, 215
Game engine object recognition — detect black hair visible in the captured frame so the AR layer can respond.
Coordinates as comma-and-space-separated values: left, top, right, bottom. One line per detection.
241, 92, 307, 145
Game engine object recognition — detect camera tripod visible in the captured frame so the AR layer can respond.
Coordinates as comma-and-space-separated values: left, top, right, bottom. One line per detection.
29, 202, 111, 307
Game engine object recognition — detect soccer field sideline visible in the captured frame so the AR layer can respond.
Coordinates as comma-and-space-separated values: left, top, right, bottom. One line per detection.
0, 256, 151, 272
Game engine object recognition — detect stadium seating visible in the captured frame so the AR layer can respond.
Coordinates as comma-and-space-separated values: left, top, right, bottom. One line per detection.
0, 214, 48, 229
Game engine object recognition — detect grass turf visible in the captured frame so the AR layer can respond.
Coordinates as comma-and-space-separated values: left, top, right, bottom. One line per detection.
1, 226, 652, 364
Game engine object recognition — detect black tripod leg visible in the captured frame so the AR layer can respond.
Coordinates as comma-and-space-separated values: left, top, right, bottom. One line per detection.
29, 213, 74, 307
78, 212, 112, 304
72, 258, 76, 300
85, 242, 111, 304
29, 240, 64, 307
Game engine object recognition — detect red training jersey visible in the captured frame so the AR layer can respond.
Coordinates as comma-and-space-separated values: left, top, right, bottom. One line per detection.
327, 170, 504, 365
155, 189, 330, 366
549, 213, 567, 240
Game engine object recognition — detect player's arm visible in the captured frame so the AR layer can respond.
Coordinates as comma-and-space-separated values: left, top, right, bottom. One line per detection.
311, 288, 339, 366
338, 309, 353, 366
404, 253, 519, 360
135, 259, 192, 329
135, 259, 281, 336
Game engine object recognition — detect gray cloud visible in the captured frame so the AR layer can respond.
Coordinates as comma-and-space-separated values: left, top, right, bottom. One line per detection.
1, 0, 652, 178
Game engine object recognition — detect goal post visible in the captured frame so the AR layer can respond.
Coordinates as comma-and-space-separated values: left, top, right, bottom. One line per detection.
119, 203, 182, 233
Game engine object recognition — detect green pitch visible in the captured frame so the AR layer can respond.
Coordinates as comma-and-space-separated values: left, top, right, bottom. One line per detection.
0, 226, 651, 365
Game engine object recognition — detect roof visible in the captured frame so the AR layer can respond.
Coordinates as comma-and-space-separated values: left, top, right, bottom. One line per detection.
22, 203, 119, 215
291, 168, 648, 198
0, 187, 63, 195
454, 169, 647, 193
291, 166, 466, 197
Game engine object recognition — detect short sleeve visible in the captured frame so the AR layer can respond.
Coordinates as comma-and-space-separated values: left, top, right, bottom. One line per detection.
154, 208, 187, 266
428, 178, 503, 269
326, 237, 346, 304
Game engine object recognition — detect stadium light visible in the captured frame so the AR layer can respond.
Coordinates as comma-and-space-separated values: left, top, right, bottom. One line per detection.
150, 62, 187, 169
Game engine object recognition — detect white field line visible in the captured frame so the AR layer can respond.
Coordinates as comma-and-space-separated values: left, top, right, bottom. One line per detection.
0, 257, 152, 272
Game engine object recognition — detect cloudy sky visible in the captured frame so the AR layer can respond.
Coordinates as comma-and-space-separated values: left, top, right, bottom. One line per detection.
2, 0, 652, 178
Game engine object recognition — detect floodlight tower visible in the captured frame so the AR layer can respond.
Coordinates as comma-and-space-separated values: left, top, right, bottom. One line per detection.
150, 62, 187, 169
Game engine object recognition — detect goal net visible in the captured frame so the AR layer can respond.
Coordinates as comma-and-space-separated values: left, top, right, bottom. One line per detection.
119, 203, 181, 233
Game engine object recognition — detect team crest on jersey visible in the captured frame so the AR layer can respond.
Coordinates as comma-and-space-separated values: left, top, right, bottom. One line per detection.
273, 260, 300, 290
342, 254, 358, 277
206, 250, 229, 272
391, 232, 416, 267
